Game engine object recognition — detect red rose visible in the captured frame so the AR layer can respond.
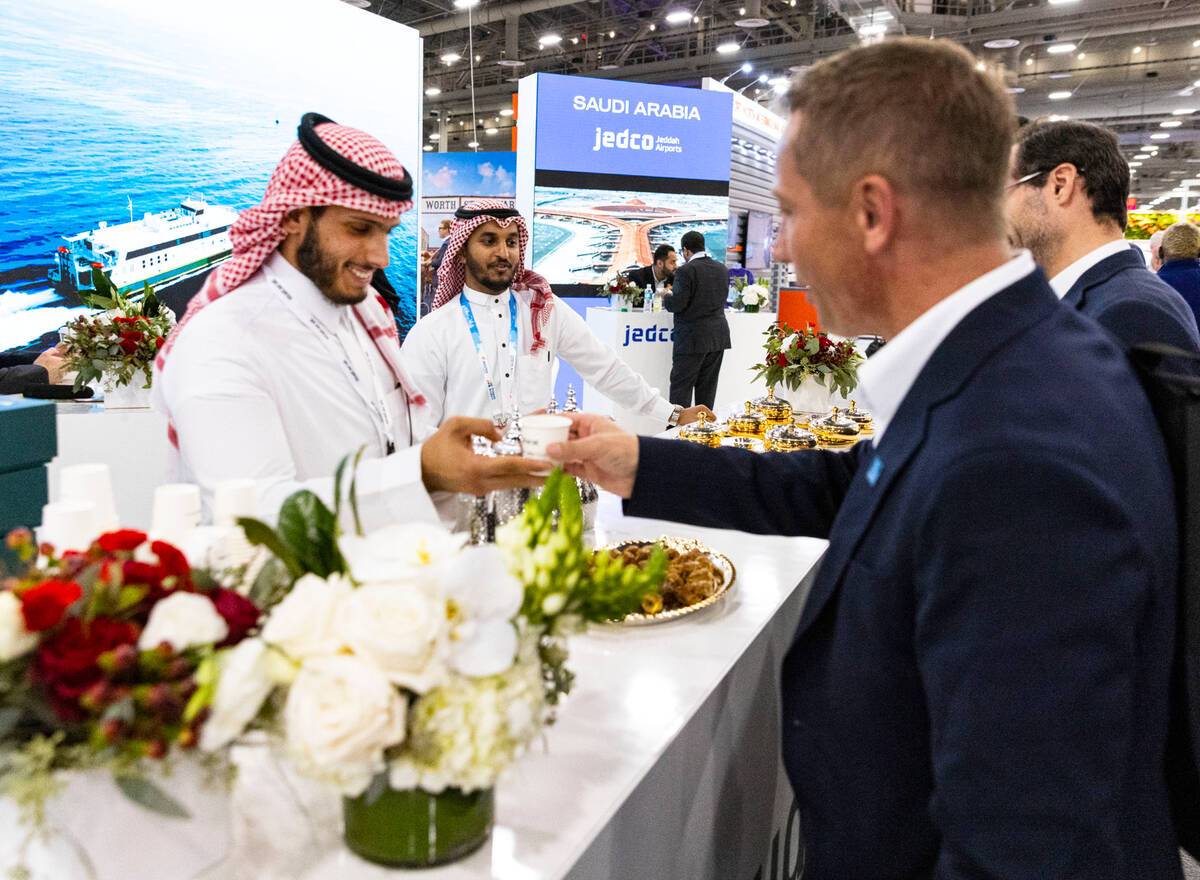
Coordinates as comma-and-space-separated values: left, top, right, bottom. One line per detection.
151, 540, 191, 584
97, 529, 147, 553
118, 339, 137, 355
122, 560, 165, 589
120, 330, 145, 343
211, 589, 260, 645
33, 617, 139, 722
775, 352, 788, 366
154, 337, 165, 349
20, 580, 83, 632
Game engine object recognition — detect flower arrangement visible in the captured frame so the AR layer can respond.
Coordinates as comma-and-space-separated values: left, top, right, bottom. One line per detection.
751, 322, 864, 398
191, 467, 661, 854
603, 274, 643, 309
60, 271, 174, 392
735, 279, 768, 312
0, 527, 256, 829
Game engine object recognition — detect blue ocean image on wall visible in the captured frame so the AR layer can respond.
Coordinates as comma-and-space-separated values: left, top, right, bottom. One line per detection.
0, 0, 421, 356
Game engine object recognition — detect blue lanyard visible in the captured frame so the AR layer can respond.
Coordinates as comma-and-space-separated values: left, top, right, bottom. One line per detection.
460, 291, 519, 424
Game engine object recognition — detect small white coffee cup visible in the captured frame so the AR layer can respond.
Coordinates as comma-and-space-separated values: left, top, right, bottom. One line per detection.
151, 483, 202, 543
211, 479, 259, 526
39, 500, 99, 552
59, 463, 119, 531
521, 414, 572, 474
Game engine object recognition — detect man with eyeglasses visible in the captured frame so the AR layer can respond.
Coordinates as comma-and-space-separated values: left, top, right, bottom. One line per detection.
1005, 119, 1199, 352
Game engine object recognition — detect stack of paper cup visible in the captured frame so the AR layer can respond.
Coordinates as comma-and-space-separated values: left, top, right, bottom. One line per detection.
58, 463, 119, 532
39, 500, 99, 553
151, 484, 202, 546
211, 479, 259, 526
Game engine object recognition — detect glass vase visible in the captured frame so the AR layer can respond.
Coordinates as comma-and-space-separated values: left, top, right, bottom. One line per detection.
743, 303, 760, 313
343, 782, 494, 868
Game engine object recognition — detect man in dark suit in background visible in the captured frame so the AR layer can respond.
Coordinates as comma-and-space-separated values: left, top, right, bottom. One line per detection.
1006, 119, 1199, 352
624, 244, 676, 296
549, 38, 1182, 879
1158, 222, 1200, 330
663, 231, 730, 409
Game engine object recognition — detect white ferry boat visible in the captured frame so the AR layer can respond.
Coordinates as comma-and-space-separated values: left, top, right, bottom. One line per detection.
49, 197, 238, 295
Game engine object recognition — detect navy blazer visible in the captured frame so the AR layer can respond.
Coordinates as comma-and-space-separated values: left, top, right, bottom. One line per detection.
1158, 258, 1200, 332
626, 270, 1181, 879
1063, 247, 1200, 352
663, 255, 731, 354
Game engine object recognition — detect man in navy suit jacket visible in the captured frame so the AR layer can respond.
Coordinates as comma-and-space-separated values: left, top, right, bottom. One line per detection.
550, 39, 1182, 879
1006, 120, 1199, 352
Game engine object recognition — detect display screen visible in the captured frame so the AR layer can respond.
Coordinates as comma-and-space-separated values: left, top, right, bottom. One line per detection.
533, 74, 733, 182
744, 210, 774, 271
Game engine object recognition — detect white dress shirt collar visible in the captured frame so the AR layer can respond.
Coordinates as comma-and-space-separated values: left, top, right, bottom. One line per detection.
687, 251, 710, 262
264, 250, 344, 326
1048, 238, 1130, 299
856, 251, 1037, 442
463, 283, 511, 306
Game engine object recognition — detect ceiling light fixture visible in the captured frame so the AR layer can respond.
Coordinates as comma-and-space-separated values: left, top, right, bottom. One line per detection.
1046, 43, 1076, 55
452, 0, 478, 7
1047, 114, 1070, 121
649, 23, 656, 31
1132, 46, 1142, 54
423, 144, 434, 152
1007, 86, 1026, 94
1150, 132, 1170, 139
497, 58, 525, 67
467, 140, 480, 148
1026, 57, 1034, 66
609, 30, 615, 38
1129, 161, 1143, 167
500, 108, 514, 116
539, 33, 562, 46
858, 23, 887, 37
665, 9, 690, 24
983, 38, 1019, 49
1161, 120, 1183, 128
717, 41, 740, 54
425, 86, 441, 96
1047, 0, 1079, 5
485, 127, 498, 134
1077, 53, 1085, 60
429, 133, 440, 140
1134, 154, 1150, 159
441, 52, 461, 64
1172, 108, 1195, 115
1048, 90, 1072, 100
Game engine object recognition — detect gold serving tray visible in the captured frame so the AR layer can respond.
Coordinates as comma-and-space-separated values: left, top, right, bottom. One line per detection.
597, 536, 736, 625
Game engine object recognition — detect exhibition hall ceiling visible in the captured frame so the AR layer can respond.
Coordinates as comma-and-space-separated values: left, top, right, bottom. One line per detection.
370, 0, 1200, 204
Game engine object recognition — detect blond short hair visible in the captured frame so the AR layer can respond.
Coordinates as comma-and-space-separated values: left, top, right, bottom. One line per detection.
1161, 223, 1200, 262
786, 38, 1014, 236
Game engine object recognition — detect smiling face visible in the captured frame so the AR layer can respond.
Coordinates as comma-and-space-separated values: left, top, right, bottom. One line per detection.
460, 220, 520, 294
282, 206, 397, 306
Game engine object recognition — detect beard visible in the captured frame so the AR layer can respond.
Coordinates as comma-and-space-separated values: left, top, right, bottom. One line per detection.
462, 249, 516, 294
296, 220, 367, 305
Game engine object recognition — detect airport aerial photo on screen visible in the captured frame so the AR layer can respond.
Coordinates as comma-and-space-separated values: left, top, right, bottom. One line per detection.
532, 186, 727, 285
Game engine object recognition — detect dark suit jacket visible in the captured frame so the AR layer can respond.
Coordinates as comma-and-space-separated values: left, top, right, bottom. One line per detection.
1158, 258, 1200, 332
627, 270, 1181, 879
662, 255, 730, 355
1063, 247, 1200, 351
0, 364, 47, 395
624, 264, 671, 292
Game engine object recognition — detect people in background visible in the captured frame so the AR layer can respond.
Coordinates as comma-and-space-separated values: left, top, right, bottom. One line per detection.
1150, 229, 1166, 271
400, 200, 711, 435
1157, 221, 1200, 329
153, 114, 546, 525
0, 346, 67, 395
624, 244, 676, 295
663, 230, 730, 410
1006, 119, 1200, 351
548, 38, 1181, 879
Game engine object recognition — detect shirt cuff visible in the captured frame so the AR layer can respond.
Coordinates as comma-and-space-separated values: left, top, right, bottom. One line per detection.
649, 397, 677, 424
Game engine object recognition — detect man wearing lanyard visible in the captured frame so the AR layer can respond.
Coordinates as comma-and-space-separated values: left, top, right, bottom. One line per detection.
153, 115, 547, 526
400, 199, 712, 432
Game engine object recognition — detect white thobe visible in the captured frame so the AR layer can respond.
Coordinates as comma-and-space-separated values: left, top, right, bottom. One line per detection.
153, 252, 437, 527
401, 285, 676, 435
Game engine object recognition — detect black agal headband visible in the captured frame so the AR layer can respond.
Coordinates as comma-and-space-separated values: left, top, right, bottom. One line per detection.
454, 205, 522, 221
297, 112, 413, 202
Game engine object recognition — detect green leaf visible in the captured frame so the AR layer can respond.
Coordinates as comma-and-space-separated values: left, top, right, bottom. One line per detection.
346, 446, 367, 538
237, 517, 304, 580
114, 774, 191, 819
141, 282, 160, 318
0, 707, 23, 740
277, 491, 345, 577
115, 585, 148, 611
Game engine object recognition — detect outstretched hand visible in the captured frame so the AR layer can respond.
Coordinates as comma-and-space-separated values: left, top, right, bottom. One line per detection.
420, 416, 551, 495
547, 413, 640, 499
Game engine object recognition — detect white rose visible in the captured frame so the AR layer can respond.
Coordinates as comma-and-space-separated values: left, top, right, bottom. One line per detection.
199, 638, 276, 752
284, 655, 408, 796
139, 592, 228, 652
434, 547, 521, 678
334, 584, 447, 693
260, 574, 350, 661
0, 592, 38, 662
339, 522, 462, 585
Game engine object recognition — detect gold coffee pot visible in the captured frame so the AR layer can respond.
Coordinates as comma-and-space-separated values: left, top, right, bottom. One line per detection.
727, 402, 769, 439
750, 386, 793, 428
763, 417, 819, 452
810, 407, 861, 448
678, 411, 725, 448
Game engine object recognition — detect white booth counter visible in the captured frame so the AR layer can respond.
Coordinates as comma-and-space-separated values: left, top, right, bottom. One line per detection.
584, 307, 776, 434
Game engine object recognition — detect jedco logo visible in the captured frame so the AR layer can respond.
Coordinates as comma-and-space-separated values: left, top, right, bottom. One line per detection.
593, 127, 653, 152
622, 324, 675, 346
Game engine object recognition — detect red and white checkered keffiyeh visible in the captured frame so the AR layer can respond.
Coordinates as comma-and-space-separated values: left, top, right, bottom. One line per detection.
154, 118, 425, 405
432, 199, 554, 354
